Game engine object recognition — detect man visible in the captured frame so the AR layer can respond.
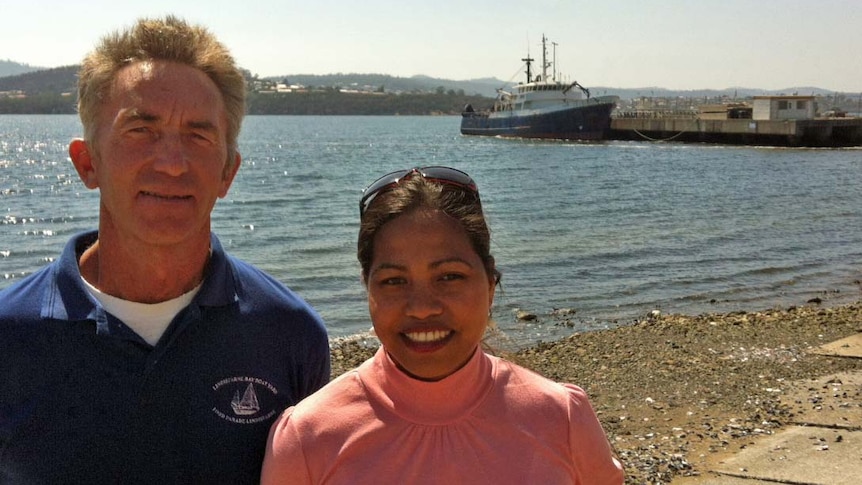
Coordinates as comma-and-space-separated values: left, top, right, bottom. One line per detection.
0, 16, 330, 484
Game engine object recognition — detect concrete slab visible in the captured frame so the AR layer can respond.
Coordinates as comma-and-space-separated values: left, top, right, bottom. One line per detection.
672, 475, 774, 485
781, 370, 862, 429
710, 426, 862, 485
672, 336, 862, 485
811, 333, 862, 358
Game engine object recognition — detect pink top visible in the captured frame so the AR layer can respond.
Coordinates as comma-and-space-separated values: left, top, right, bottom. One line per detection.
262, 348, 624, 484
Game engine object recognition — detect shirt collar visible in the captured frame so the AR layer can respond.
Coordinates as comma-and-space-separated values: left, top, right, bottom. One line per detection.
41, 231, 238, 321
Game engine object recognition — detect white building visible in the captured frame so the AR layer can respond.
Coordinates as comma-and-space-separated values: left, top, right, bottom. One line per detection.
752, 95, 815, 121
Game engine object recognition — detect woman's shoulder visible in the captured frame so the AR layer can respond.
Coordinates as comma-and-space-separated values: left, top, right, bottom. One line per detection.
273, 368, 369, 436
293, 365, 366, 412
489, 354, 592, 409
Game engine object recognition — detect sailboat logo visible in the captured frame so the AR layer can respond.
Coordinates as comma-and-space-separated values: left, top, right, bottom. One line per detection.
212, 376, 278, 424
230, 383, 261, 416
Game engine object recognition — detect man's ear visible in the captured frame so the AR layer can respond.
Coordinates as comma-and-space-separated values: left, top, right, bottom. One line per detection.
219, 152, 242, 198
69, 139, 100, 189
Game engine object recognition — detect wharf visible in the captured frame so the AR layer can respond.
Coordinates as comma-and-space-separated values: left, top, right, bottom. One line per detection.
608, 116, 862, 147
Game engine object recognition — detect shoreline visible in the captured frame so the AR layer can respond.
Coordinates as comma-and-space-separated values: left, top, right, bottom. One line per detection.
329, 301, 862, 484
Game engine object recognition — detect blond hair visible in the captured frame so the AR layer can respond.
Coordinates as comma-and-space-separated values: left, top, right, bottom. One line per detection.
76, 15, 246, 168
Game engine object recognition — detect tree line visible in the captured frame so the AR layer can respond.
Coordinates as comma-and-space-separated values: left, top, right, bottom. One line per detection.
0, 66, 493, 115
246, 90, 488, 115
0, 89, 490, 116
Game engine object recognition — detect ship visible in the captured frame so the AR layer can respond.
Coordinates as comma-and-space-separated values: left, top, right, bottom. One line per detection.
460, 35, 619, 140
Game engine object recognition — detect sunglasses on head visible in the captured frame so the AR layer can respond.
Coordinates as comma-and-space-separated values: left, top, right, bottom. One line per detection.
359, 166, 478, 216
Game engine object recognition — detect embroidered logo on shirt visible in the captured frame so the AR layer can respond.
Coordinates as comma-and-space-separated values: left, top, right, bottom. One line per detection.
231, 383, 260, 415
211, 376, 279, 424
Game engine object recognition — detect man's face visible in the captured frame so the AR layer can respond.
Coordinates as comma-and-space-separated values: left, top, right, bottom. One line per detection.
71, 60, 240, 247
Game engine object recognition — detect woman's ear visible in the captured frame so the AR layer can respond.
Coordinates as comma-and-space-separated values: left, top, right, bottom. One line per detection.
487, 256, 498, 307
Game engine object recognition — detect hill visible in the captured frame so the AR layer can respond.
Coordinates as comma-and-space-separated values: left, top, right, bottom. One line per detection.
1, 64, 856, 115
264, 73, 506, 98
1, 62, 846, 100
263, 74, 840, 100
593, 85, 839, 100
0, 65, 78, 94
0, 59, 46, 78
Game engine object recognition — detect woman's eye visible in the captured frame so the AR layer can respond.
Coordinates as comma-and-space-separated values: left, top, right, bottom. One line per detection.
379, 276, 406, 286
440, 273, 465, 282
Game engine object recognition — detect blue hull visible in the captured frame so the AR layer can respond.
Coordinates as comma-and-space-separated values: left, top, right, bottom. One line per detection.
460, 101, 616, 140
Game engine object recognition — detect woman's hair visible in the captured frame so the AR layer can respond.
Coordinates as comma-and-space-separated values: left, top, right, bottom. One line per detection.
76, 15, 246, 168
357, 174, 500, 284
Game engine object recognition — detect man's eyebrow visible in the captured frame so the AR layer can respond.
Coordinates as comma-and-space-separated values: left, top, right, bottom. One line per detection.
119, 110, 217, 131
187, 120, 218, 131
120, 109, 158, 123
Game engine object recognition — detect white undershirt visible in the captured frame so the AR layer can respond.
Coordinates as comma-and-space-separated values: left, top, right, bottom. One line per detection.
82, 277, 202, 346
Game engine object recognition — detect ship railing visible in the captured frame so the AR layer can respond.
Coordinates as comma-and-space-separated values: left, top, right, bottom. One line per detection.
613, 109, 698, 120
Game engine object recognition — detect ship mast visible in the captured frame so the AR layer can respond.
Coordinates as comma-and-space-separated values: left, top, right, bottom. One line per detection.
522, 53, 534, 84
541, 34, 550, 82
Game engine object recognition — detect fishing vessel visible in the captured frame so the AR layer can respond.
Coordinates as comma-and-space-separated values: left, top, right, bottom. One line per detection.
460, 35, 618, 140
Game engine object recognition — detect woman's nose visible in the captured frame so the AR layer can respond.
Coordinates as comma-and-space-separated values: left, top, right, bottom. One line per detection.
404, 285, 443, 319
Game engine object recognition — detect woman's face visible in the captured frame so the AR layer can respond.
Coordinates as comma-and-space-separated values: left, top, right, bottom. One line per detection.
365, 209, 496, 381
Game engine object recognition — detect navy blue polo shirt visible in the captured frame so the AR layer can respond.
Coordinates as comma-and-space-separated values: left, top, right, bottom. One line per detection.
0, 231, 331, 484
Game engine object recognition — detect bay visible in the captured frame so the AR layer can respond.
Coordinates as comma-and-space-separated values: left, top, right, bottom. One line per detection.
2, 114, 862, 346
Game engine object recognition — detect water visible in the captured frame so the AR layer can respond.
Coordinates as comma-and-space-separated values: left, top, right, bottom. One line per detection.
3, 114, 862, 346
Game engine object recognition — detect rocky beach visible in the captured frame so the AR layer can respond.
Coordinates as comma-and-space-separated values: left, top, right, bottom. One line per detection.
329, 302, 862, 484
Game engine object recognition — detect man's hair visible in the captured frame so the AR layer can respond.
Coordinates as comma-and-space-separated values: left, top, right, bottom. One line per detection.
76, 15, 246, 167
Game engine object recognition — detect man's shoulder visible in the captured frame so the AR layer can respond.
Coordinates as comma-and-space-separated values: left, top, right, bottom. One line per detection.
218, 254, 327, 331
0, 263, 56, 319
224, 255, 305, 302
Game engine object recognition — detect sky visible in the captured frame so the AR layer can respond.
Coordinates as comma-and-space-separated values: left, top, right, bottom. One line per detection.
2, 0, 861, 92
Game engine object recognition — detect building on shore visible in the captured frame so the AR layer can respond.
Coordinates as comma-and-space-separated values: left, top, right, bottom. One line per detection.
609, 95, 862, 147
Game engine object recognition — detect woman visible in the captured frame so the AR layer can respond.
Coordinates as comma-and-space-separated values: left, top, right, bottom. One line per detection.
261, 166, 624, 484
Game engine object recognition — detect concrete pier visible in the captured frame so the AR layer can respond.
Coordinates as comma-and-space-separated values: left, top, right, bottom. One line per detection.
609, 117, 862, 147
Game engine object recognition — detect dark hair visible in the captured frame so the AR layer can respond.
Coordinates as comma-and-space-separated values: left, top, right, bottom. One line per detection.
76, 15, 245, 169
357, 175, 500, 284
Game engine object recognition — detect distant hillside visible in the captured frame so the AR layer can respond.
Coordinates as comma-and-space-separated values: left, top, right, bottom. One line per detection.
264, 73, 506, 97
266, 74, 842, 100
0, 63, 846, 100
0, 59, 46, 78
592, 86, 840, 100
0, 65, 77, 94
2, 63, 856, 115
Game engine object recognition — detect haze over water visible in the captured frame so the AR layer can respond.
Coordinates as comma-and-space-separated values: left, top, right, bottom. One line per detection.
2, 115, 862, 346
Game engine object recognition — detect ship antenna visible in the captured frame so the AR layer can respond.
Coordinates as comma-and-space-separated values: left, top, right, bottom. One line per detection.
540, 34, 550, 82
552, 41, 558, 82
